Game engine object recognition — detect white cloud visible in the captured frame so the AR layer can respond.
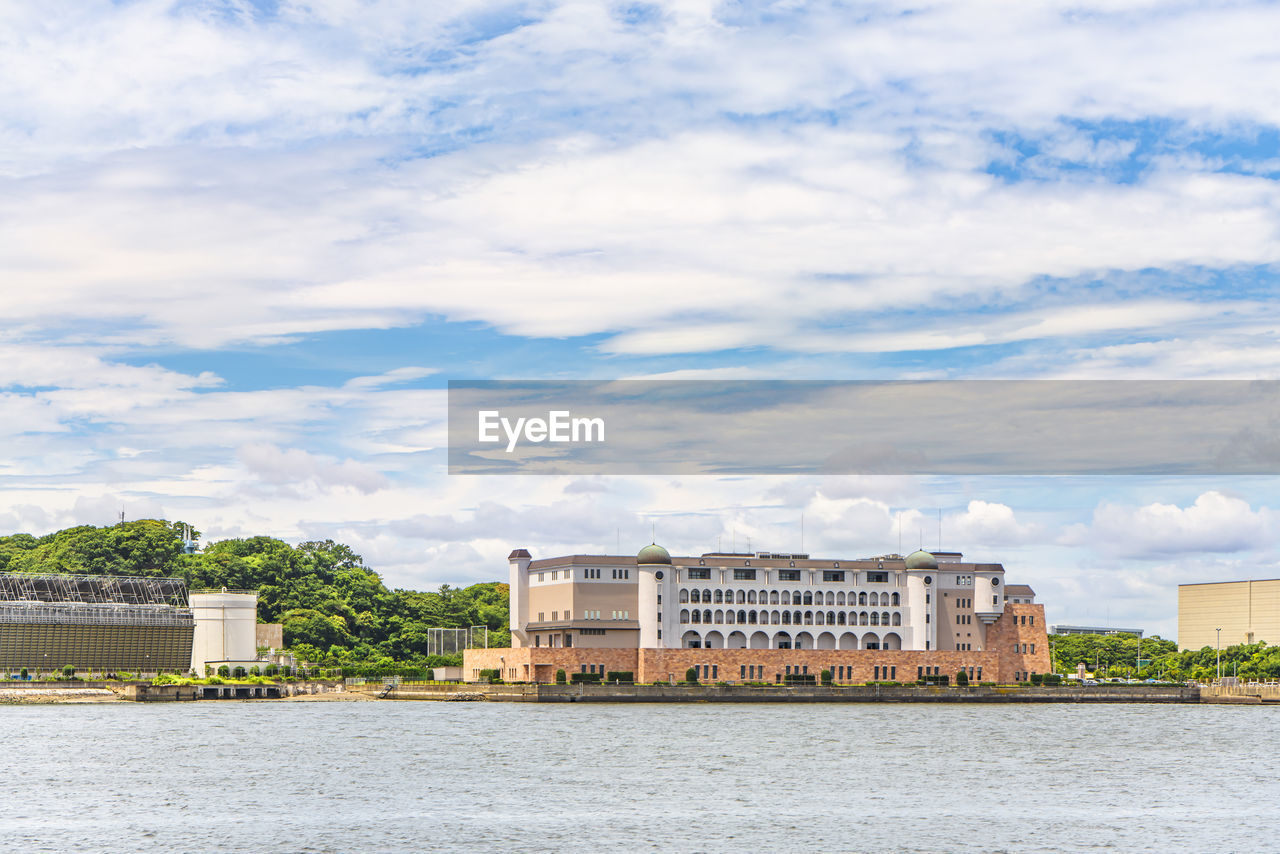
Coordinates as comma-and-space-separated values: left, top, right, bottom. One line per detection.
1068, 490, 1277, 558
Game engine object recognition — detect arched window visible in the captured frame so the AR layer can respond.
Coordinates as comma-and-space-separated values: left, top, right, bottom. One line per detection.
782, 611, 791, 625
725, 610, 735, 624
691, 610, 701, 623
859, 592, 868, 605
703, 610, 712, 624
772, 610, 782, 624
680, 589, 689, 603
881, 611, 890, 626
869, 592, 879, 606
826, 592, 835, 606
747, 590, 757, 604
827, 611, 836, 626
736, 590, 746, 604
860, 612, 869, 626
714, 589, 723, 604
892, 612, 901, 626
680, 609, 690, 624
837, 592, 846, 605
703, 589, 712, 603
738, 609, 747, 624
891, 592, 900, 606
749, 610, 758, 624
804, 611, 814, 625
815, 611, 825, 625
803, 591, 813, 605
837, 612, 847, 625
793, 611, 803, 625
770, 590, 779, 604
711, 610, 721, 623
690, 589, 700, 604
870, 612, 880, 626
759, 590, 768, 604
781, 591, 791, 605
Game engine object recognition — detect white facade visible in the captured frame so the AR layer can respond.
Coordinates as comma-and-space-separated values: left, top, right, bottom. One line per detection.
511, 548, 1024, 653
189, 590, 259, 674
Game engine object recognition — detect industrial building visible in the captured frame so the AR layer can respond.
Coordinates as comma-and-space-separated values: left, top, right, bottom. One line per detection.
465, 544, 1051, 683
1052, 625, 1145, 637
1178, 579, 1280, 651
0, 573, 195, 674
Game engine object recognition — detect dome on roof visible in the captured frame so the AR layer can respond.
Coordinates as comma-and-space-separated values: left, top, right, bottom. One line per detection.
637, 543, 671, 565
905, 549, 938, 570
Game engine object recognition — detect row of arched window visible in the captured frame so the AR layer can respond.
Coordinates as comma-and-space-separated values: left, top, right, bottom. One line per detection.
680, 588, 899, 607
679, 609, 901, 627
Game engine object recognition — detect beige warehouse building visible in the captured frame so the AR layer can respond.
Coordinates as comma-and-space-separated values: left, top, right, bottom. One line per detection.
1178, 579, 1280, 651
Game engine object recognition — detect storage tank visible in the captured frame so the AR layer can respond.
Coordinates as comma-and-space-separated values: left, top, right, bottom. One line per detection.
189, 589, 259, 673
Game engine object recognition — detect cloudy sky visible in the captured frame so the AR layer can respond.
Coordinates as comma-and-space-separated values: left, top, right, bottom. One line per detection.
4, 0, 1280, 639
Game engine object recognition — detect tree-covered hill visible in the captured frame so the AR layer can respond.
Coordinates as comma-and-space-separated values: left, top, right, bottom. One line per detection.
0, 520, 509, 666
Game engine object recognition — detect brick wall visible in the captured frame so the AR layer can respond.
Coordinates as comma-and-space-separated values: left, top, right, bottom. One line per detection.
985, 603, 1052, 681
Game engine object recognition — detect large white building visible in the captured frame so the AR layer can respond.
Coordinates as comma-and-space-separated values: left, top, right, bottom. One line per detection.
509, 545, 1037, 653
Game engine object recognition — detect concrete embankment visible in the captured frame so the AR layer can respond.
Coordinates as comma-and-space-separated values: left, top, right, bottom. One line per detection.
372, 682, 1203, 704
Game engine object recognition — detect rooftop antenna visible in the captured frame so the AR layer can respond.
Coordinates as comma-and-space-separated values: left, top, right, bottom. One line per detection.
118, 510, 125, 525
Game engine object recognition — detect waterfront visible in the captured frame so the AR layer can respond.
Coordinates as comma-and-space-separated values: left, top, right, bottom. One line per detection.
3, 703, 1278, 853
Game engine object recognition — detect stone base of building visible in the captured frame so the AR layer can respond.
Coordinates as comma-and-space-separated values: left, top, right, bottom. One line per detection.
464, 645, 1050, 685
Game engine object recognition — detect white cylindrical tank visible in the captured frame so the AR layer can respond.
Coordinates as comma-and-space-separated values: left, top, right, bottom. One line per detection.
189, 590, 259, 672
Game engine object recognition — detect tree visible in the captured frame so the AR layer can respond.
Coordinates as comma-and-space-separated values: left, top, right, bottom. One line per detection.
555, 668, 566, 684
955, 669, 969, 686
685, 667, 699, 684
820, 669, 833, 686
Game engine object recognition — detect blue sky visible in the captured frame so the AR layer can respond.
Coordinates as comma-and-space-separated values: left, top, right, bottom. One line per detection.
3, 0, 1280, 640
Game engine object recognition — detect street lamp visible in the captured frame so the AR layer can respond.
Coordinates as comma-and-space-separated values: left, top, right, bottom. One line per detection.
1213, 627, 1223, 681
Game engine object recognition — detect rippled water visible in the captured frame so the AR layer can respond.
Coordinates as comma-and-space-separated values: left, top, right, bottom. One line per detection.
3, 701, 1278, 853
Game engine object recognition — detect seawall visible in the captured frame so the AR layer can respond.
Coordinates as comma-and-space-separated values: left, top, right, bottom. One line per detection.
373, 682, 1202, 703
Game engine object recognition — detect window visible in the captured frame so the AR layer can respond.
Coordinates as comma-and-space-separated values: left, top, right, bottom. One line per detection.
867, 571, 888, 583
1030, 616, 1035, 626
1031, 643, 1036, 654
564, 634, 572, 648
535, 635, 540, 647
551, 611, 558, 621
823, 571, 845, 582
734, 569, 757, 580
552, 571, 558, 580
688, 567, 711, 580
538, 612, 545, 622
579, 628, 606, 635
778, 569, 801, 581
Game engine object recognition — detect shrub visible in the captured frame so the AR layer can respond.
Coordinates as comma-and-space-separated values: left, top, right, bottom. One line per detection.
217, 665, 231, 678
555, 668, 567, 684
605, 671, 634, 683
250, 666, 261, 677
1029, 673, 1044, 686
1042, 674, 1063, 686
19, 668, 28, 680
280, 665, 292, 677
918, 674, 950, 686
233, 666, 247, 679
264, 665, 279, 677
784, 673, 816, 685
569, 672, 602, 684
62, 665, 75, 678
820, 669, 833, 686
955, 670, 969, 687
685, 667, 699, 684
478, 668, 500, 683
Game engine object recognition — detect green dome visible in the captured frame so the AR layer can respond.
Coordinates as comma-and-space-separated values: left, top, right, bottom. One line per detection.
637, 543, 671, 565
905, 549, 938, 570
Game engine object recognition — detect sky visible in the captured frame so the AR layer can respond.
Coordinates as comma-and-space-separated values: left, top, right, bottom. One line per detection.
3, 0, 1280, 640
